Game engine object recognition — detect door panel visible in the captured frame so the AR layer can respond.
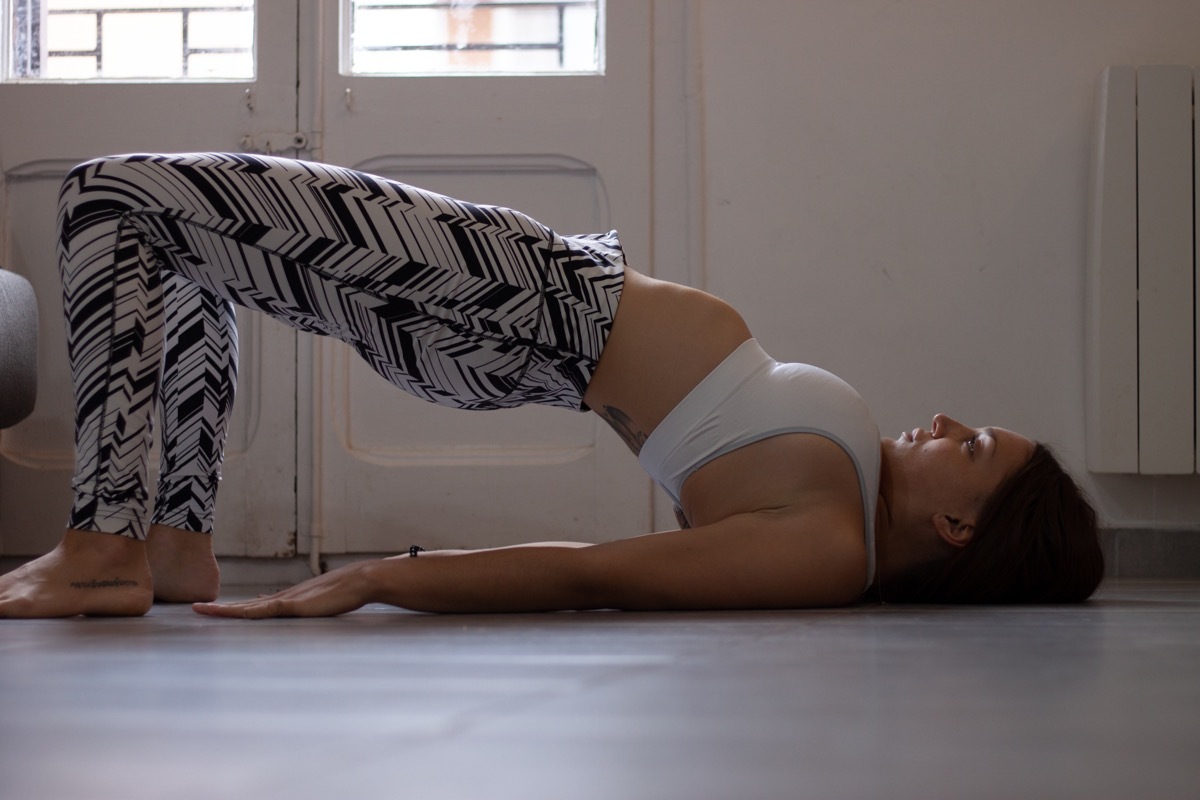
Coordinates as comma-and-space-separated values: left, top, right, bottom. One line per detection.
0, 2, 299, 556
303, 0, 652, 552
1, 0, 656, 559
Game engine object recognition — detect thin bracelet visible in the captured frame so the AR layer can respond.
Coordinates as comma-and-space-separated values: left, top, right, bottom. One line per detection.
408, 545, 426, 557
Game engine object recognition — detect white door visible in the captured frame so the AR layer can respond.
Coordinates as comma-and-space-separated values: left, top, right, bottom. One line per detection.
0, 1, 299, 557
301, 0, 651, 554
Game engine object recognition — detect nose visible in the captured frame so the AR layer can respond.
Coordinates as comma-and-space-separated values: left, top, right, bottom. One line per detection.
931, 413, 966, 438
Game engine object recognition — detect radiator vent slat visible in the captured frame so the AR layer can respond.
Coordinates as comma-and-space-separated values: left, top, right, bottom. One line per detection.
1086, 65, 1198, 475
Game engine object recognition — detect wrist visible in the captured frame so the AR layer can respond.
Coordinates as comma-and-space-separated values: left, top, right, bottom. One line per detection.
354, 559, 385, 600
357, 556, 408, 605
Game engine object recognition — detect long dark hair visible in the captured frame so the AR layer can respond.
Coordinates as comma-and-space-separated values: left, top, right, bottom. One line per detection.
883, 443, 1104, 603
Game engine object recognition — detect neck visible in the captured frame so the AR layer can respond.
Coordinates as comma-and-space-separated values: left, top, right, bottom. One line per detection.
872, 442, 935, 595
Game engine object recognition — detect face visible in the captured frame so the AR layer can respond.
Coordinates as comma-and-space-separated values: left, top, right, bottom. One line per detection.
883, 413, 1035, 539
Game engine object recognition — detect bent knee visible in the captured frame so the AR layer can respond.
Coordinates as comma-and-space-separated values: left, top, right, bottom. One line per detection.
61, 153, 161, 198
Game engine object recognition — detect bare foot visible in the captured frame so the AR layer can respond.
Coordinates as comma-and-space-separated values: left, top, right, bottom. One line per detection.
0, 529, 153, 618
146, 524, 220, 603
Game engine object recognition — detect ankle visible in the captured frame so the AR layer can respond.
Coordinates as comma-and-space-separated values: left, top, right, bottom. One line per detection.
61, 528, 147, 563
144, 524, 220, 603
146, 524, 216, 557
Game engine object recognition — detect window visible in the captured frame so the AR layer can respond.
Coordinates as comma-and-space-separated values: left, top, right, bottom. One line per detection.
345, 0, 603, 76
6, 0, 254, 80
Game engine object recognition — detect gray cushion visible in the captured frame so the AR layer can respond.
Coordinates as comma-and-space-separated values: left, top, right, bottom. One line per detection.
0, 267, 38, 427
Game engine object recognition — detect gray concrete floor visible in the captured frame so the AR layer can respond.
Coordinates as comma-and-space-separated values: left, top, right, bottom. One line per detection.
2, 580, 1198, 800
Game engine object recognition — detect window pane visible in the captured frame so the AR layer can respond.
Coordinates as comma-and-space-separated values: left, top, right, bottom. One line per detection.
187, 10, 254, 50
44, 54, 96, 78
102, 12, 184, 78
188, 50, 252, 79
346, 0, 603, 76
45, 11, 95, 51
5, 0, 255, 81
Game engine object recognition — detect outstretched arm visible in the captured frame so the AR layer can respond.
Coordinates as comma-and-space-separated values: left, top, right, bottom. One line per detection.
192, 510, 867, 619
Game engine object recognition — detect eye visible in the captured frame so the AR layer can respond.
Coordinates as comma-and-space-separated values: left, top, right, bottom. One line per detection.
966, 435, 977, 456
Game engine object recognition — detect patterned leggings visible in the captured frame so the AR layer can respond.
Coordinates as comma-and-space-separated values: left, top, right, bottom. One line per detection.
58, 153, 625, 540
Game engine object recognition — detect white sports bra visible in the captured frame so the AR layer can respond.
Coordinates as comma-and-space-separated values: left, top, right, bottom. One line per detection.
638, 339, 881, 590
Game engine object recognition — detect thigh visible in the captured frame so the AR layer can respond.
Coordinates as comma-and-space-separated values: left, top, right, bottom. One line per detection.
72, 153, 623, 410
69, 152, 554, 293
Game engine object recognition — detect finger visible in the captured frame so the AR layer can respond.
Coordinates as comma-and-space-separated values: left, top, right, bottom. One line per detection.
192, 599, 287, 619
192, 600, 268, 618
192, 601, 246, 618
246, 599, 290, 619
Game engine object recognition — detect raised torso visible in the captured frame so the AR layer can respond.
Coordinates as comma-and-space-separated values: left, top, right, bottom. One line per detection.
583, 268, 752, 442
583, 268, 870, 537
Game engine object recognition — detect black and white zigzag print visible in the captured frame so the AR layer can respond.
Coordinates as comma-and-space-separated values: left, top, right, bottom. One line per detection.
58, 153, 626, 539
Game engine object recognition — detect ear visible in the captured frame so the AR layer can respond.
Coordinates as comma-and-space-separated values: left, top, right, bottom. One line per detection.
932, 513, 975, 549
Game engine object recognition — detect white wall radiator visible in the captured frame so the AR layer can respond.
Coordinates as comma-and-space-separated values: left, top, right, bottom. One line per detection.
1087, 65, 1198, 475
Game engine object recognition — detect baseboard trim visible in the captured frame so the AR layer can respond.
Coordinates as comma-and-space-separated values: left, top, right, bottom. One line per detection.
1102, 528, 1200, 578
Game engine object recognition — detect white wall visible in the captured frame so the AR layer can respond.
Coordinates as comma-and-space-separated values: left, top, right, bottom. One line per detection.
691, 0, 1200, 528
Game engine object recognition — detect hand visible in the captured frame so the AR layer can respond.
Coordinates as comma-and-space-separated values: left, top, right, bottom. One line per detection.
192, 561, 377, 619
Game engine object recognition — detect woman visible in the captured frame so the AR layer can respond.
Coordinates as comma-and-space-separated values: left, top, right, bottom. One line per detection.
0, 153, 1102, 619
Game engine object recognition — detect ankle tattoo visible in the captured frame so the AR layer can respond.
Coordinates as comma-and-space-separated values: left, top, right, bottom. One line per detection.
69, 578, 140, 589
